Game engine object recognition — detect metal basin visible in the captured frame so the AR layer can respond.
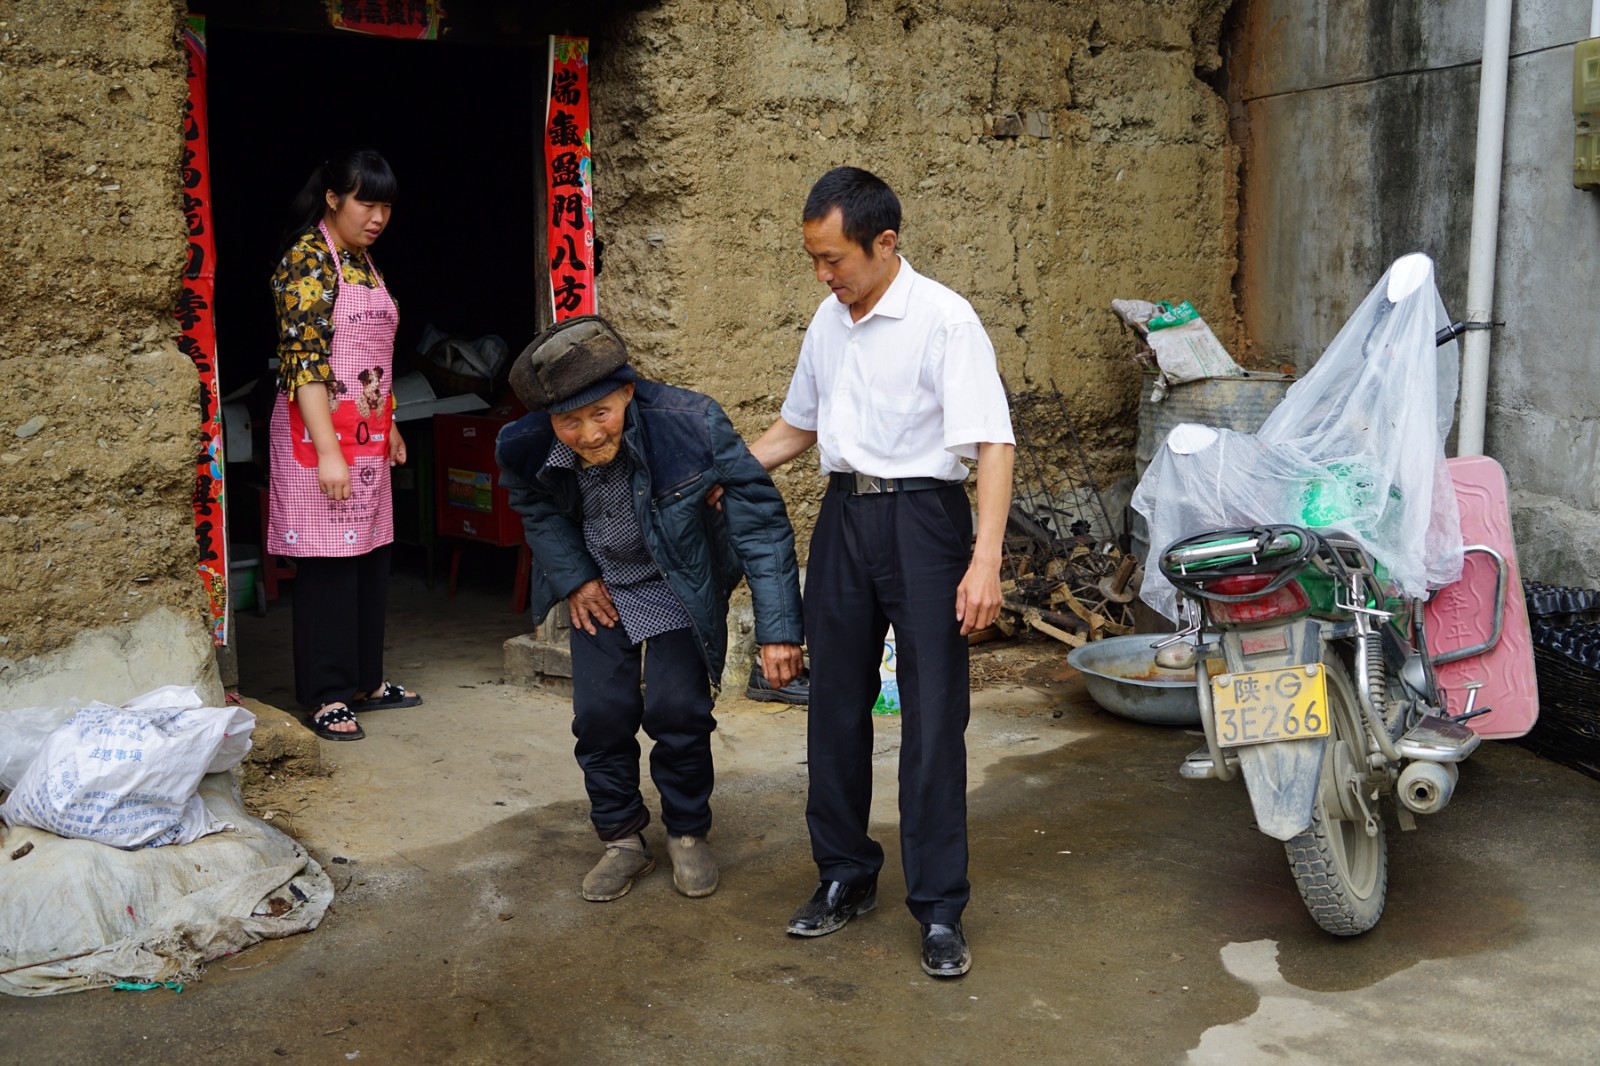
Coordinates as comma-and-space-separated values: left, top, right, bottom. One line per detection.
1067, 634, 1200, 726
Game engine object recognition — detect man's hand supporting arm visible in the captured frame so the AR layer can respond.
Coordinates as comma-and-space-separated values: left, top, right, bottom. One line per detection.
955, 441, 1015, 635
708, 417, 818, 511
749, 417, 819, 473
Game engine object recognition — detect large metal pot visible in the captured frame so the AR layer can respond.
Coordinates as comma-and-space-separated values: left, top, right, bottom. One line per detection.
1067, 634, 1200, 726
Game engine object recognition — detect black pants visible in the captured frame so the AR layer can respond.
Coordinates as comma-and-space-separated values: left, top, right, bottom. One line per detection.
804, 480, 973, 924
569, 623, 717, 842
291, 545, 392, 710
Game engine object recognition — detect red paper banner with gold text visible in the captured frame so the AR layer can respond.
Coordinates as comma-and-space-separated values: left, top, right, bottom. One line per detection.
179, 15, 228, 646
545, 36, 596, 320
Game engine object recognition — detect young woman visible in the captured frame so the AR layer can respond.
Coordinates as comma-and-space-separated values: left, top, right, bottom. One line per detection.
267, 149, 422, 740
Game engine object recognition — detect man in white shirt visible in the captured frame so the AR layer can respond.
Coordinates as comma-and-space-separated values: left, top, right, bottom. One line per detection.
750, 166, 1016, 979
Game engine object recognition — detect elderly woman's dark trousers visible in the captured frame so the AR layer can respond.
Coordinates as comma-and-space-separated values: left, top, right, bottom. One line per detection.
569, 623, 716, 841
803, 480, 974, 925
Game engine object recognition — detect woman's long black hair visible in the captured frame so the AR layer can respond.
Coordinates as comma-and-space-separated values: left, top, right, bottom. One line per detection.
279, 148, 398, 254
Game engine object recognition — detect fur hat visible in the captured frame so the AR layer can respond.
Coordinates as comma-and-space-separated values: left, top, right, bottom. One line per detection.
509, 315, 636, 413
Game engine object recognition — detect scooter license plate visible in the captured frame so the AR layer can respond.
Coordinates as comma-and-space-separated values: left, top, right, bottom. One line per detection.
1209, 665, 1331, 748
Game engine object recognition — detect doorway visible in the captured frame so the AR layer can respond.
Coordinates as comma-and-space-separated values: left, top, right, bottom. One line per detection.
198, 13, 547, 404
189, 0, 565, 699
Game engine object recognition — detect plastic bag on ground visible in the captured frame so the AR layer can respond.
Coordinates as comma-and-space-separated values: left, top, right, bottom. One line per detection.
0, 687, 255, 848
1133, 254, 1463, 620
0, 700, 81, 790
0, 773, 333, 996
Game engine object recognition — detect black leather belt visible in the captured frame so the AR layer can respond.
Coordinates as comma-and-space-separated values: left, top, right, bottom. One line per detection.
831, 472, 955, 495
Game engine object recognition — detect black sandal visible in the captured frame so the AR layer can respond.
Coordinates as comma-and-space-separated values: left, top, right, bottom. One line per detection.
310, 703, 365, 741
351, 680, 423, 711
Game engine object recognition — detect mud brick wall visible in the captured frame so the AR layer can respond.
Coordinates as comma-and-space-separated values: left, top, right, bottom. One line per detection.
589, 0, 1240, 538
0, 0, 205, 664
0, 0, 1240, 668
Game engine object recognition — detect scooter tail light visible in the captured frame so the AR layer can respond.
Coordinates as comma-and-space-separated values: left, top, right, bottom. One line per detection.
1205, 572, 1311, 624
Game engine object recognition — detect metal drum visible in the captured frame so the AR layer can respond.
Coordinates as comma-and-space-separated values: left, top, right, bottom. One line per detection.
1130, 372, 1294, 564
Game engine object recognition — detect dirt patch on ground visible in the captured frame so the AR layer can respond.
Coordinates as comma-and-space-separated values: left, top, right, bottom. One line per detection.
970, 634, 1079, 689
235, 628, 1091, 849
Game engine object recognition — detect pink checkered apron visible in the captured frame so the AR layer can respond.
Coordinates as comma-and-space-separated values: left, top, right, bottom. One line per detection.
267, 221, 398, 558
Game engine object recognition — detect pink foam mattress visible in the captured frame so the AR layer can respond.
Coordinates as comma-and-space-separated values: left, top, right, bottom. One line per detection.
1423, 456, 1538, 739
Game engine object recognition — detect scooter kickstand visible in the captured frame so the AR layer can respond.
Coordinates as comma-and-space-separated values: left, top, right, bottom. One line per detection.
1447, 681, 1493, 724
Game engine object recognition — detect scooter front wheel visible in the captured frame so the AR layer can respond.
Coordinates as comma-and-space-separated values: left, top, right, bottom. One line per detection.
1283, 658, 1387, 935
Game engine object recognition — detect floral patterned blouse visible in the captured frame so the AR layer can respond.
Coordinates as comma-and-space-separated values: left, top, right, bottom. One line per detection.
270, 230, 391, 398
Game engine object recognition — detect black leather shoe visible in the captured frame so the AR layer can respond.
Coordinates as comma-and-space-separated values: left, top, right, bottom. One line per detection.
747, 663, 810, 705
785, 878, 877, 937
921, 922, 971, 978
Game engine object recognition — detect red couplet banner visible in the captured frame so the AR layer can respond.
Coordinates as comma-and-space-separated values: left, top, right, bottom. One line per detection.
545, 36, 597, 321
179, 16, 228, 645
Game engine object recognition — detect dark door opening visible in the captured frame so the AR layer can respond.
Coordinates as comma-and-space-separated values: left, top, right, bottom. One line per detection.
199, 14, 543, 419
189, 3, 562, 686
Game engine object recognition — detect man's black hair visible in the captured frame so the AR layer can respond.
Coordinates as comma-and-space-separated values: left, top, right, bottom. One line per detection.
803, 166, 901, 256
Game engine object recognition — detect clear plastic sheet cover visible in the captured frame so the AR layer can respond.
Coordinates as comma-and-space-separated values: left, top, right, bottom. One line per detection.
1134, 255, 1463, 620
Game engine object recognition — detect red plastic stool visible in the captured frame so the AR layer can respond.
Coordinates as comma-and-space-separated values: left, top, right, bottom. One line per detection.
258, 484, 297, 602
446, 541, 532, 615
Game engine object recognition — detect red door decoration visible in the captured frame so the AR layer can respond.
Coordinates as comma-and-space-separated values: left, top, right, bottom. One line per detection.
179, 15, 228, 645
545, 36, 596, 321
328, 0, 442, 40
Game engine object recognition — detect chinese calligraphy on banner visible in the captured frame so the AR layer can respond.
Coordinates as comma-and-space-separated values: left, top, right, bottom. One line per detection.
179, 16, 228, 646
545, 36, 596, 320
328, 0, 441, 40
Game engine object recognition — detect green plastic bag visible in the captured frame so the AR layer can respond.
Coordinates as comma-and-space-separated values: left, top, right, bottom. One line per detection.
1146, 300, 1198, 332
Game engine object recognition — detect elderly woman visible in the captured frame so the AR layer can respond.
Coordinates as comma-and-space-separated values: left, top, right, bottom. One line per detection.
496, 316, 804, 902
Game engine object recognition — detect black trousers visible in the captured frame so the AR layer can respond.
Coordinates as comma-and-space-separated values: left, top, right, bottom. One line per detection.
569, 623, 717, 842
804, 480, 973, 924
291, 544, 392, 710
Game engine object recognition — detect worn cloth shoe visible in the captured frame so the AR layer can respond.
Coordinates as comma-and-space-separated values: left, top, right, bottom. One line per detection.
581, 838, 655, 902
666, 834, 719, 897
746, 663, 810, 705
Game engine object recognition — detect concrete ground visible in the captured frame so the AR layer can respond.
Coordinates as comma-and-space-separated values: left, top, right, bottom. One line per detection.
4, 561, 1600, 1065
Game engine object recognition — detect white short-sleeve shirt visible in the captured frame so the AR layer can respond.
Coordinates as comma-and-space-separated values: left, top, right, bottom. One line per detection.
780, 256, 1015, 482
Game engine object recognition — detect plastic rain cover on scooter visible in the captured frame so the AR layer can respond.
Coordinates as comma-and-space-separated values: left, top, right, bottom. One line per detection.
1133, 253, 1464, 621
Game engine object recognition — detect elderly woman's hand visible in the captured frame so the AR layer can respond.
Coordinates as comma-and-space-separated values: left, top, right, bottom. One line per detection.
388, 423, 407, 467
760, 642, 805, 689
567, 578, 619, 635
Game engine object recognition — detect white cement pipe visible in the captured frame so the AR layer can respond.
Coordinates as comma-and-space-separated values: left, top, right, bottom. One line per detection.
1456, 0, 1514, 458
1592, 0, 1599, 39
